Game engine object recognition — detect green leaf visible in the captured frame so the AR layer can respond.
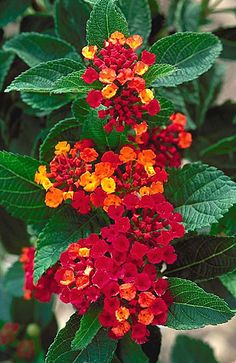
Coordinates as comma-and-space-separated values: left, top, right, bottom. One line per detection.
87, 0, 129, 47
118, 334, 149, 363
150, 32, 222, 87
3, 261, 24, 297
0, 0, 31, 27
6, 59, 84, 93
21, 92, 72, 113
165, 162, 236, 231
118, 0, 151, 49
46, 313, 81, 363
71, 306, 101, 350
220, 270, 236, 299
174, 0, 201, 32
167, 236, 236, 281
3, 33, 82, 67
55, 0, 90, 51
40, 118, 81, 163
143, 64, 176, 86
34, 206, 107, 283
214, 27, 236, 60
171, 335, 218, 363
201, 134, 236, 157
167, 277, 234, 329
51, 71, 92, 94
211, 205, 236, 237
0, 151, 53, 223
147, 96, 174, 128
0, 51, 14, 91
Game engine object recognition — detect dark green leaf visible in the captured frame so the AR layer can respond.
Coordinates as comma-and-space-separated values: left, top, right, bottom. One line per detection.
211, 205, 236, 237
171, 335, 218, 363
118, 0, 151, 49
3, 32, 82, 67
40, 118, 81, 163
173, 0, 201, 32
34, 206, 107, 283
0, 0, 31, 27
214, 27, 236, 60
87, 0, 129, 47
118, 334, 149, 363
167, 236, 236, 281
0, 151, 53, 223
46, 313, 81, 363
201, 134, 236, 157
3, 261, 24, 297
167, 277, 234, 329
0, 51, 14, 91
150, 32, 222, 87
71, 306, 101, 350
165, 163, 236, 231
52, 71, 92, 94
147, 96, 174, 127
142, 326, 162, 363
55, 0, 90, 51
220, 270, 236, 299
6, 59, 84, 93
143, 64, 176, 86
21, 92, 72, 113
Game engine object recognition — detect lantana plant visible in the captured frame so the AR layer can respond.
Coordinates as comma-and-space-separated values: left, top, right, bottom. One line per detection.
1, 0, 236, 362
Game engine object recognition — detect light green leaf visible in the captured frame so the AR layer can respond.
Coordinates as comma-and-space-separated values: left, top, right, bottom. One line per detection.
3, 33, 82, 67
0, 151, 53, 223
46, 313, 81, 363
40, 118, 81, 163
3, 261, 24, 297
143, 64, 176, 86
118, 0, 151, 49
171, 335, 218, 363
0, 0, 31, 27
202, 134, 236, 157
150, 32, 222, 87
55, 0, 90, 51
6, 59, 84, 93
21, 92, 72, 113
167, 278, 234, 329
71, 306, 101, 350
87, 0, 129, 47
165, 163, 236, 231
51, 71, 92, 94
0, 51, 14, 91
220, 270, 236, 299
147, 96, 174, 128
119, 334, 149, 363
167, 236, 236, 281
34, 206, 107, 283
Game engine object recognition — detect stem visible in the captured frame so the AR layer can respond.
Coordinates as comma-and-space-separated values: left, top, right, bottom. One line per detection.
212, 7, 236, 14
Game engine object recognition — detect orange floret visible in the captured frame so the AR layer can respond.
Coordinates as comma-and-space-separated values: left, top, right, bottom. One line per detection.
134, 61, 149, 75
45, 187, 64, 208
109, 31, 126, 45
54, 141, 70, 155
119, 283, 136, 301
134, 121, 148, 136
103, 194, 122, 211
94, 162, 115, 179
63, 191, 74, 200
80, 171, 100, 192
117, 68, 134, 85
138, 292, 156, 308
144, 165, 156, 177
150, 181, 164, 194
119, 146, 136, 163
115, 307, 130, 322
101, 83, 118, 99
79, 248, 90, 258
170, 112, 187, 126
139, 89, 154, 104
99, 68, 116, 84
60, 269, 75, 286
80, 147, 99, 162
34, 165, 47, 185
76, 275, 90, 290
139, 186, 151, 196
41, 177, 53, 191
126, 35, 143, 49
101, 177, 116, 194
178, 132, 192, 149
111, 321, 130, 338
82, 45, 98, 59
137, 150, 156, 167
138, 308, 154, 325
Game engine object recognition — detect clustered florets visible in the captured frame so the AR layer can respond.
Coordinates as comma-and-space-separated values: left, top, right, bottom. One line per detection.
20, 31, 193, 345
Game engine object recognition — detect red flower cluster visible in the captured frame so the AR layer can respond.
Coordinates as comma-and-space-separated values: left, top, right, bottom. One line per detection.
81, 32, 160, 132
129, 113, 192, 168
20, 247, 59, 302
0, 323, 20, 345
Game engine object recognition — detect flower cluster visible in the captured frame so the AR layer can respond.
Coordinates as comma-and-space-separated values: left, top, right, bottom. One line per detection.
35, 142, 168, 213
129, 113, 192, 168
0, 322, 35, 360
20, 194, 184, 343
81, 32, 160, 132
20, 247, 59, 302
